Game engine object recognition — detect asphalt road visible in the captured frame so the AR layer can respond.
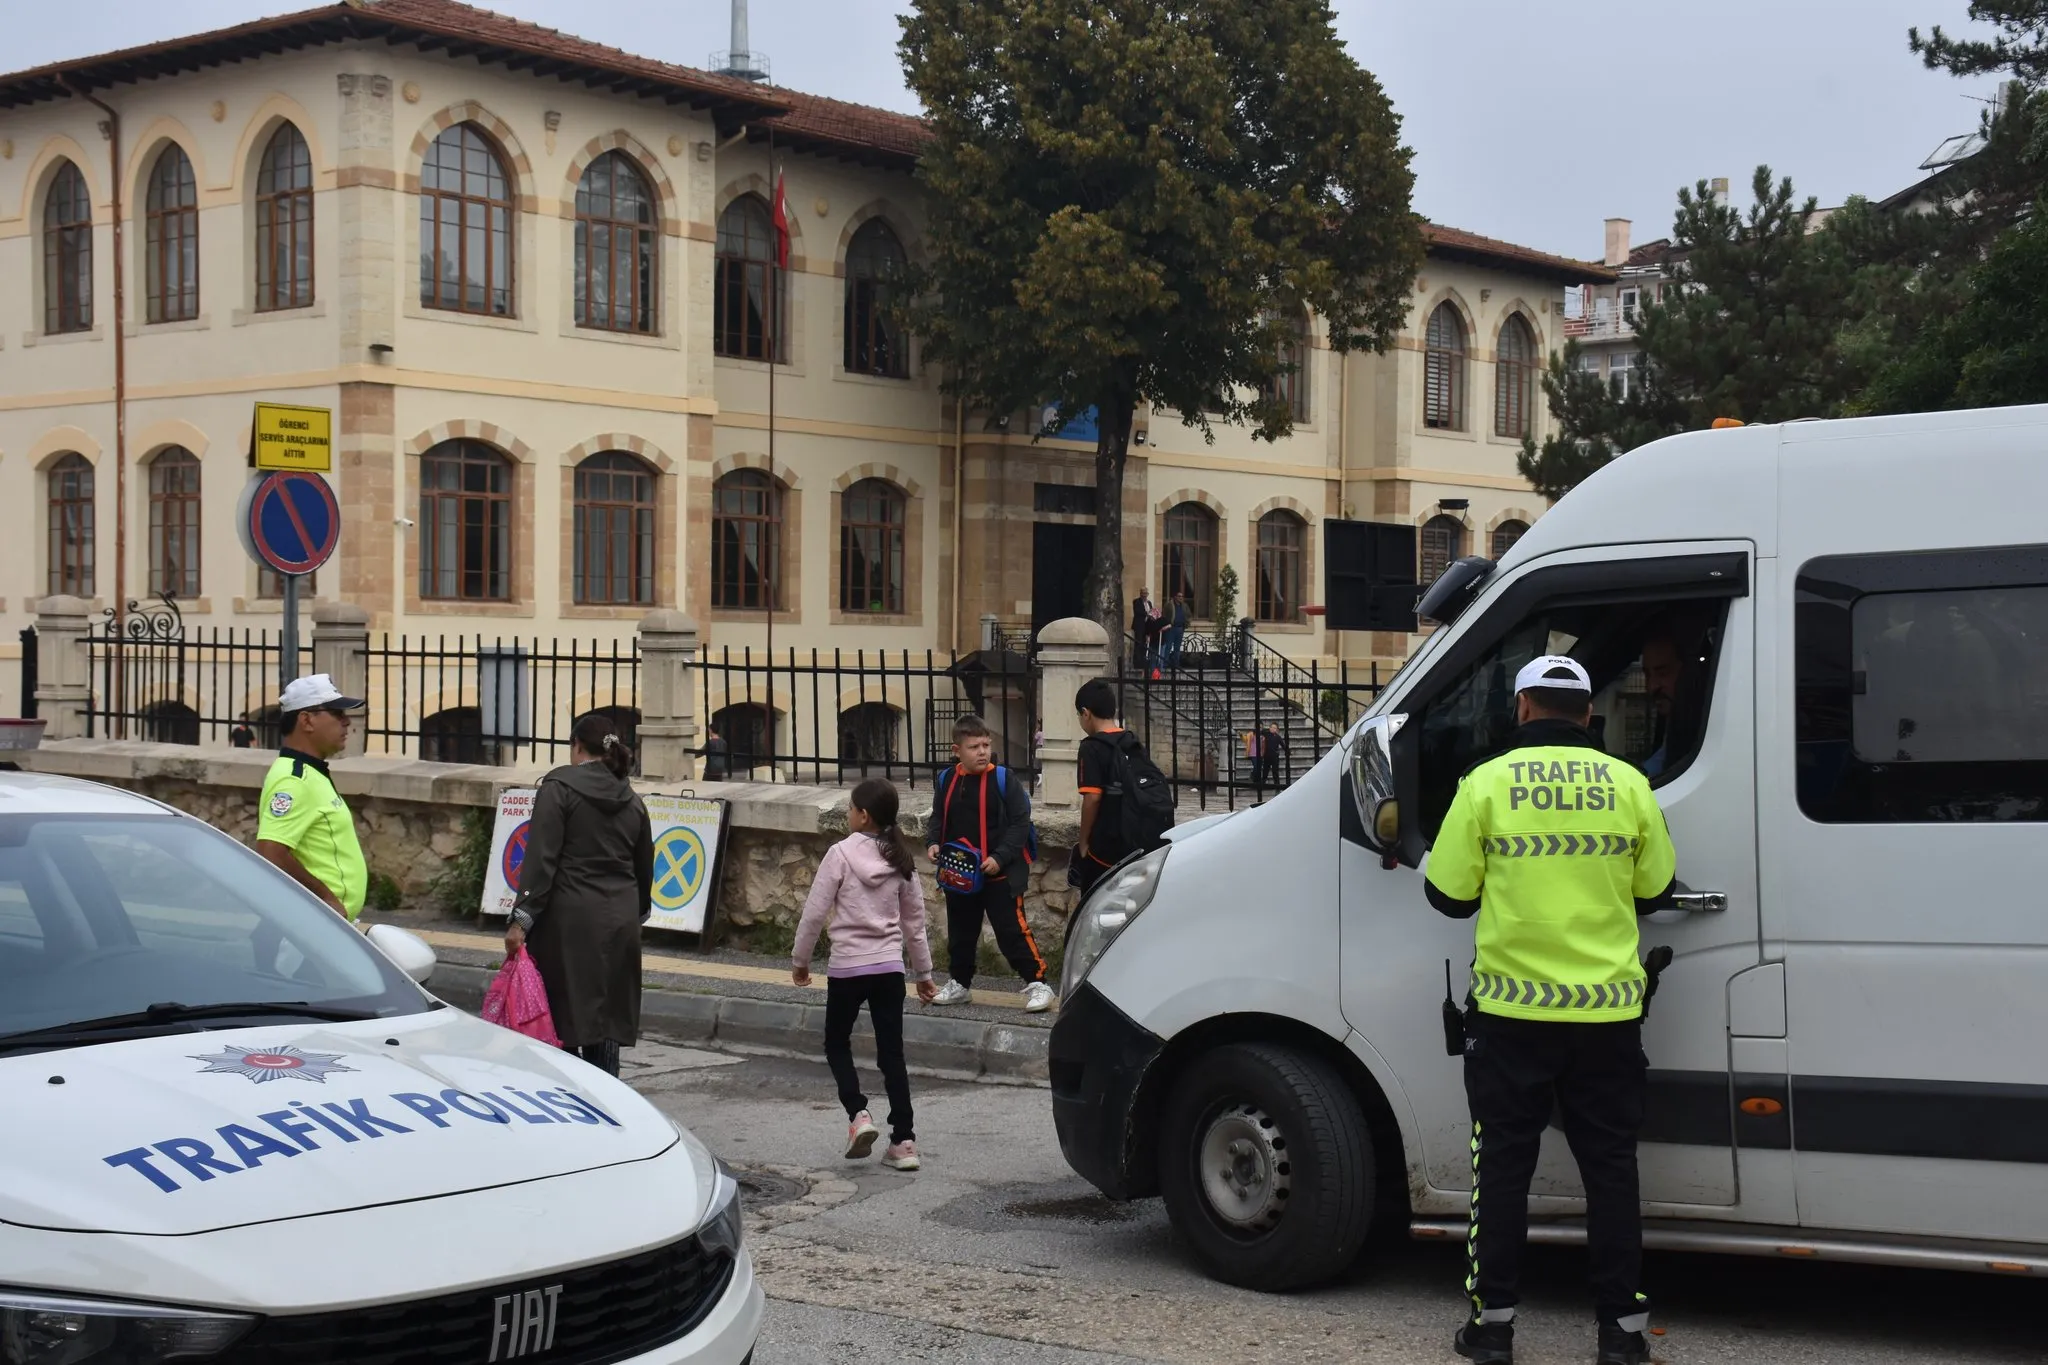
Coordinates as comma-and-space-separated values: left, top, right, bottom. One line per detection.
622, 1042, 2048, 1365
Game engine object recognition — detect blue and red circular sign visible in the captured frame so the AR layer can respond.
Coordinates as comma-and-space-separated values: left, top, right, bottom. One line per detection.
501, 821, 531, 890
245, 471, 340, 576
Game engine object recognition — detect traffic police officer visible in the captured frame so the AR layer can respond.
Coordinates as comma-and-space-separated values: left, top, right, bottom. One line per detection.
1424, 656, 1676, 1365
256, 674, 369, 923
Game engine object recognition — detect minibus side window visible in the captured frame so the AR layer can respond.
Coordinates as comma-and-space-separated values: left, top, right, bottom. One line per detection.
1797, 549, 2048, 822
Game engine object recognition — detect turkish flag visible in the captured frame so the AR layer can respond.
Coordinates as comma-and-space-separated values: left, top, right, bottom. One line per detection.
771, 171, 790, 270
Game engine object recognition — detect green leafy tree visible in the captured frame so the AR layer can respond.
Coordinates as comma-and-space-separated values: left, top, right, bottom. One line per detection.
899, 0, 1421, 662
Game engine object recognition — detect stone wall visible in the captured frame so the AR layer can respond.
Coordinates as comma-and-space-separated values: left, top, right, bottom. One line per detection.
15, 741, 1083, 956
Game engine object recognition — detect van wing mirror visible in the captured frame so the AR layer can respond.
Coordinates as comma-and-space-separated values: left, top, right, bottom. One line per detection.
1347, 714, 1406, 858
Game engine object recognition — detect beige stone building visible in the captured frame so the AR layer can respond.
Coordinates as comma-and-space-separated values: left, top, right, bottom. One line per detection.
0, 0, 1611, 760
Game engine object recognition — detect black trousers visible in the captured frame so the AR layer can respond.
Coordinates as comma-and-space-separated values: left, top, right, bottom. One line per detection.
575, 1041, 620, 1076
823, 972, 913, 1143
944, 880, 1046, 986
1463, 1010, 1649, 1328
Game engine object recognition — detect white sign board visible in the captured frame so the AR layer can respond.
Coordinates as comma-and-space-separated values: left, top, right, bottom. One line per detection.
479, 787, 728, 936
643, 794, 728, 935
480, 787, 540, 919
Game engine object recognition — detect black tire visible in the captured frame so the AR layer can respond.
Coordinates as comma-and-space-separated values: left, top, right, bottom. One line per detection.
1156, 1042, 1374, 1292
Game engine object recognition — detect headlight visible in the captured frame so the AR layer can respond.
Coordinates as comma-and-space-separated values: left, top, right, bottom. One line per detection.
0, 1290, 253, 1364
696, 1164, 744, 1260
1060, 846, 1168, 1000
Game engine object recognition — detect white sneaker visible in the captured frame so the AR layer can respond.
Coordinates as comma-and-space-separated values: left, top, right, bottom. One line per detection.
931, 980, 971, 1006
1022, 982, 1056, 1013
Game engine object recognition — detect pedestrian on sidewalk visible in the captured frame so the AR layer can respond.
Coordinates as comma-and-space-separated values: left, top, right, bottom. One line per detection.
1262, 723, 1289, 787
1162, 592, 1189, 670
504, 713, 654, 1078
701, 724, 730, 780
256, 674, 367, 925
926, 715, 1054, 1012
792, 778, 935, 1171
1074, 679, 1174, 894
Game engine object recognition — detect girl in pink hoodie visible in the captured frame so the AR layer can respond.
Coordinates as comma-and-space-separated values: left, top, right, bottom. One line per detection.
792, 778, 936, 1169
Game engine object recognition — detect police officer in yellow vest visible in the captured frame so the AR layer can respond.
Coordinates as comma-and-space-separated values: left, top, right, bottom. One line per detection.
256, 674, 368, 923
1425, 656, 1676, 1365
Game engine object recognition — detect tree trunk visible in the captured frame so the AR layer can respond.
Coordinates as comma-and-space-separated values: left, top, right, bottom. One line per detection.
1082, 398, 1138, 673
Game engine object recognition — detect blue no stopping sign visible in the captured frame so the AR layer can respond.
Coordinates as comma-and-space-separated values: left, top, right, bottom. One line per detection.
246, 471, 340, 576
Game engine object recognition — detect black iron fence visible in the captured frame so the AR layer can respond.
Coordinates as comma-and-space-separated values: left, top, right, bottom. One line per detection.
698, 647, 1035, 789
83, 598, 311, 747
359, 634, 639, 765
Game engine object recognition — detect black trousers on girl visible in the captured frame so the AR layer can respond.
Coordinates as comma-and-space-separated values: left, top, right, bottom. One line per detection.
824, 971, 914, 1143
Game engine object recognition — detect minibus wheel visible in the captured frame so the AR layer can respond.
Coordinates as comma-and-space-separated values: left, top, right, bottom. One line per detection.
1156, 1042, 1373, 1291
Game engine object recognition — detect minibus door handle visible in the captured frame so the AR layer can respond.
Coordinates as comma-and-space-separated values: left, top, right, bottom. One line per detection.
1670, 891, 1727, 914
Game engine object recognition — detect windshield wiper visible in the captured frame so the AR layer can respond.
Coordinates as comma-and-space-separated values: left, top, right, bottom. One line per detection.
0, 1000, 380, 1051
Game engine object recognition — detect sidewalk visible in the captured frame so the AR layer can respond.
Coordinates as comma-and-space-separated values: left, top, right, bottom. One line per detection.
407, 921, 1054, 1086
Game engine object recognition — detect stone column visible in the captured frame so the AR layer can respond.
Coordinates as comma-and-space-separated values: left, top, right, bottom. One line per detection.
1035, 617, 1108, 809
32, 597, 93, 740
636, 610, 700, 782
312, 603, 372, 757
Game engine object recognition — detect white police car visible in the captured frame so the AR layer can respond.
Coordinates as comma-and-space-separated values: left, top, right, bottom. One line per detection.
0, 772, 761, 1364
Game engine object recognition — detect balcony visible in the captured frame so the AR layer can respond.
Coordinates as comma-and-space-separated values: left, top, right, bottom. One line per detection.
1561, 307, 1639, 342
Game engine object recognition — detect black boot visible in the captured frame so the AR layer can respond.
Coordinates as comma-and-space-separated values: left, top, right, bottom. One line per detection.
1454, 1320, 1514, 1364
1595, 1324, 1650, 1365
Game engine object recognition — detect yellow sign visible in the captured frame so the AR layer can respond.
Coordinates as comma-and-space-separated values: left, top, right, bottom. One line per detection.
252, 402, 333, 471
650, 826, 709, 912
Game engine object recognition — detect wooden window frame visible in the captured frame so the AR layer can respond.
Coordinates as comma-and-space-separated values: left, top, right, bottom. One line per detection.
418, 440, 513, 601
711, 469, 782, 610
255, 124, 314, 312
1490, 519, 1529, 560
838, 478, 905, 614
714, 196, 780, 362
419, 124, 514, 317
575, 152, 657, 334
1255, 511, 1305, 623
145, 146, 199, 324
843, 219, 908, 378
47, 455, 95, 598
147, 447, 202, 599
1424, 304, 1467, 431
43, 162, 93, 335
572, 452, 657, 606
1163, 502, 1218, 619
1421, 514, 1465, 587
1259, 312, 1311, 424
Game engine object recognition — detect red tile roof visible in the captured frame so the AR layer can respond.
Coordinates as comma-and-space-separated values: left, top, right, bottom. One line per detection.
1424, 223, 1617, 285
748, 87, 931, 169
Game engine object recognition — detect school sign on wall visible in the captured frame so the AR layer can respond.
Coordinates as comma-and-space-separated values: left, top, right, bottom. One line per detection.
480, 788, 728, 935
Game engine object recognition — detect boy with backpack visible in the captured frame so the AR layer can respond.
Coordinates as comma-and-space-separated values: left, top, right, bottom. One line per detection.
926, 715, 1054, 1012
1073, 679, 1177, 897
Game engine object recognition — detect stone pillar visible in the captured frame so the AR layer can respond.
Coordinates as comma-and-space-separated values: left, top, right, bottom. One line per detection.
32, 597, 93, 740
636, 610, 700, 782
1035, 617, 1108, 809
312, 603, 372, 757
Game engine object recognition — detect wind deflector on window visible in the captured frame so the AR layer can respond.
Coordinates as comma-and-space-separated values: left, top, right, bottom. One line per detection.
1416, 555, 1494, 625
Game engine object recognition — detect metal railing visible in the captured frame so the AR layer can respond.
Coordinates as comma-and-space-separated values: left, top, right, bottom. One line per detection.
359, 634, 639, 765
696, 647, 1035, 789
83, 597, 311, 747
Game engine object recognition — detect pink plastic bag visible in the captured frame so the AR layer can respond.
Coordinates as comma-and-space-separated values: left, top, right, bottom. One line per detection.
481, 946, 561, 1047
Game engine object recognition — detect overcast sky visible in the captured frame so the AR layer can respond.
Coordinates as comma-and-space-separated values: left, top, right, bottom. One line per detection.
9, 1, 2000, 260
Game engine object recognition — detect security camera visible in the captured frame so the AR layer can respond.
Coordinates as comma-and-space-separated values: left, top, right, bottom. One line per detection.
394, 517, 416, 528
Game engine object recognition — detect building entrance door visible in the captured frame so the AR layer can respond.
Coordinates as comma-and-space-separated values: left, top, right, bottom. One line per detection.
1032, 522, 1095, 637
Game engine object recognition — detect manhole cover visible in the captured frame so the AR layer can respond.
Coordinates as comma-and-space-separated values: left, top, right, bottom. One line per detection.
1003, 1194, 1137, 1225
732, 1166, 810, 1210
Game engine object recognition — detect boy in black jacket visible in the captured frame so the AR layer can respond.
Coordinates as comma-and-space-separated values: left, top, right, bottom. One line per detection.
925, 715, 1053, 1012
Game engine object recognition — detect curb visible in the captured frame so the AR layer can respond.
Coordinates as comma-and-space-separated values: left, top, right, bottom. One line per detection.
430, 963, 1051, 1087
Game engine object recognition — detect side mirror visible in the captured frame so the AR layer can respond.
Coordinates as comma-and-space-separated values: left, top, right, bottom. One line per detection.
366, 923, 438, 985
1346, 713, 1407, 858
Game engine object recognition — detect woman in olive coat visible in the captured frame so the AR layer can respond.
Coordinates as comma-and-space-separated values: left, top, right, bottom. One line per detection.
504, 713, 653, 1075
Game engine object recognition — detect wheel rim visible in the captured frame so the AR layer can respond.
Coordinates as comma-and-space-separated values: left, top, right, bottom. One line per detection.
1196, 1101, 1291, 1234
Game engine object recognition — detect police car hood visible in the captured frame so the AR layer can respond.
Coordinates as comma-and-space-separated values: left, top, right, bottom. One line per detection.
0, 1010, 681, 1236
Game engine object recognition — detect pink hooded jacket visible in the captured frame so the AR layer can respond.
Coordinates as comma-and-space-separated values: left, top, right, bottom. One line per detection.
792, 833, 935, 981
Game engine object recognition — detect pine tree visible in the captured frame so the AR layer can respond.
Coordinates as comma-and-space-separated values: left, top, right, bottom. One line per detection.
899, 0, 1421, 662
1912, 3, 2048, 85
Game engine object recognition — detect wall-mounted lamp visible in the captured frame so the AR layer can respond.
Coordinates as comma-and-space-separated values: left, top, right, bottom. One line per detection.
1132, 430, 1149, 446
1439, 497, 1469, 512
369, 342, 394, 356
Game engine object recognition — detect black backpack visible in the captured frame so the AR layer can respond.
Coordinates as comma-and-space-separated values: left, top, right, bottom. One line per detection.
1099, 730, 1175, 854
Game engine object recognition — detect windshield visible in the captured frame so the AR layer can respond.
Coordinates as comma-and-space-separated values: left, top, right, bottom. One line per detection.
0, 814, 427, 1039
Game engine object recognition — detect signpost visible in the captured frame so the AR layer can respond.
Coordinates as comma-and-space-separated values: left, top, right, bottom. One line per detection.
252, 402, 333, 472
237, 468, 341, 694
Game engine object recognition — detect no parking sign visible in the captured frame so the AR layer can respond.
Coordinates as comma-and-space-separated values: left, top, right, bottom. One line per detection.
479, 787, 727, 933
480, 788, 538, 918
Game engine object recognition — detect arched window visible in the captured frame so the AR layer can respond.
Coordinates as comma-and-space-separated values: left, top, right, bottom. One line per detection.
710, 702, 773, 776
420, 706, 485, 764
44, 161, 93, 334
1494, 314, 1537, 439
418, 440, 512, 601
714, 195, 778, 360
711, 469, 782, 609
1420, 514, 1465, 587
575, 152, 656, 333
148, 447, 201, 598
1255, 510, 1305, 623
1163, 502, 1218, 619
839, 702, 901, 774
46, 454, 94, 598
420, 123, 513, 315
585, 704, 643, 777
1490, 519, 1529, 560
572, 452, 656, 605
1423, 303, 1466, 430
844, 218, 908, 377
1260, 310, 1311, 424
140, 700, 201, 747
256, 123, 314, 312
145, 145, 198, 323
839, 478, 905, 614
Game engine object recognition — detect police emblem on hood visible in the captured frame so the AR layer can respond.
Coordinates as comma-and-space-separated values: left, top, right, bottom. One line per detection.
190, 1044, 355, 1084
